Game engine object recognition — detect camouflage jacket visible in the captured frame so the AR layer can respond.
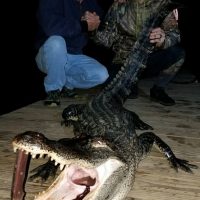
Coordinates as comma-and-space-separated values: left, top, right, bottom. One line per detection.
95, 0, 180, 65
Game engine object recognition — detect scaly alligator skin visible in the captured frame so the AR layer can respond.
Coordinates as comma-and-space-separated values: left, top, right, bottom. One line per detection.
11, 1, 198, 200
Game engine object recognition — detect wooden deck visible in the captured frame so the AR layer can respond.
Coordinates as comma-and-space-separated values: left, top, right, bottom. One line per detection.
0, 78, 199, 200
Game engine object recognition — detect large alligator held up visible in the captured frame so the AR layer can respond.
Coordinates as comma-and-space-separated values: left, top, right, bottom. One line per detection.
11, 0, 197, 200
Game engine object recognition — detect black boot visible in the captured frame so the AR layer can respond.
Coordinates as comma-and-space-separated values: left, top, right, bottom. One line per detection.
150, 85, 175, 106
61, 87, 78, 98
44, 90, 61, 106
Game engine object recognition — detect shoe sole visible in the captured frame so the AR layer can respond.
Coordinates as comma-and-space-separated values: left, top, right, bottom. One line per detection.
44, 101, 60, 107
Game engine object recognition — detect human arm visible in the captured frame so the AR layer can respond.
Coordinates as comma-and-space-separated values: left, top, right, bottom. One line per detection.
37, 0, 102, 39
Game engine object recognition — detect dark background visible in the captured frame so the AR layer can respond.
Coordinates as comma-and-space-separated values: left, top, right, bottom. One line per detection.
1, 1, 199, 115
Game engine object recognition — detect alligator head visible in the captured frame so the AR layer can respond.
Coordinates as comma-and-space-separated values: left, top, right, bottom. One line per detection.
11, 130, 197, 200
12, 131, 136, 200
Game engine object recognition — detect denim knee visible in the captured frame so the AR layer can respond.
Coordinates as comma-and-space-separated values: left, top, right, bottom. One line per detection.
96, 67, 109, 84
43, 36, 67, 54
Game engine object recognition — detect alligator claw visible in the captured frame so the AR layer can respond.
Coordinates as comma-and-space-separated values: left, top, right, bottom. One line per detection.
169, 157, 198, 173
29, 160, 58, 183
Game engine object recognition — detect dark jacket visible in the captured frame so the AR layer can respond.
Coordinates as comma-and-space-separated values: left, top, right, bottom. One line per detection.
35, 0, 103, 54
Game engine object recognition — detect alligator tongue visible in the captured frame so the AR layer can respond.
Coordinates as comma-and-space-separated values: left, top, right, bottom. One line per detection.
73, 176, 96, 186
74, 186, 90, 200
73, 176, 96, 200
11, 150, 30, 200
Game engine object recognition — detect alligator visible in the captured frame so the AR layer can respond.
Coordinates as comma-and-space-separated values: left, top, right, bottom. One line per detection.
11, 0, 198, 200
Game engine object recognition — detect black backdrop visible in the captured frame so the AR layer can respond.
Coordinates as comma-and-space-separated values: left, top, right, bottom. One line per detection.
0, 0, 199, 115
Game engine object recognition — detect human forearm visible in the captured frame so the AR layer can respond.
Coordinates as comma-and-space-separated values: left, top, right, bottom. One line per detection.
160, 11, 181, 49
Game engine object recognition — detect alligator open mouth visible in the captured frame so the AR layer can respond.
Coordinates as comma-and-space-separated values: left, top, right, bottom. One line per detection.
11, 131, 123, 200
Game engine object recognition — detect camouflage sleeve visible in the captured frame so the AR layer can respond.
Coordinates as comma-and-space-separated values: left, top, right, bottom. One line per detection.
161, 11, 181, 49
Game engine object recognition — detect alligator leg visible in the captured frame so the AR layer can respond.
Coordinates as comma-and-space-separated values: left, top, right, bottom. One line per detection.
138, 132, 198, 172
128, 110, 153, 130
11, 149, 30, 200
28, 160, 58, 183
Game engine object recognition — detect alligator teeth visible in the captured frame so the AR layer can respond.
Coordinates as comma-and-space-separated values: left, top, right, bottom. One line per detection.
35, 190, 45, 199
13, 147, 18, 152
50, 157, 54, 161
31, 153, 37, 159
59, 164, 65, 170
55, 161, 58, 166
39, 153, 44, 158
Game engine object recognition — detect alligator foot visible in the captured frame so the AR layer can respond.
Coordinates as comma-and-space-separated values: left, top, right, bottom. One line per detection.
138, 132, 198, 173
168, 157, 198, 173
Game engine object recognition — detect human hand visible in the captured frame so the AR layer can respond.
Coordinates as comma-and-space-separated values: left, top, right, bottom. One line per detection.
82, 11, 100, 31
149, 27, 165, 48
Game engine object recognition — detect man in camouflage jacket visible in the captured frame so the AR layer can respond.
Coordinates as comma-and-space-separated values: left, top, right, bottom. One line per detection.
95, 0, 185, 106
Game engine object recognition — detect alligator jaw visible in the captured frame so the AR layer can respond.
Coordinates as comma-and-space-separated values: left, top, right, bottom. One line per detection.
11, 148, 98, 200
11, 131, 124, 200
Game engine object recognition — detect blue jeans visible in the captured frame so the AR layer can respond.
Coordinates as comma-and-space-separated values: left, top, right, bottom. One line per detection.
36, 36, 109, 92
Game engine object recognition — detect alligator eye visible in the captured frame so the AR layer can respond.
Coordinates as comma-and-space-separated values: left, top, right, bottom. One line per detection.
62, 109, 72, 119
68, 111, 74, 116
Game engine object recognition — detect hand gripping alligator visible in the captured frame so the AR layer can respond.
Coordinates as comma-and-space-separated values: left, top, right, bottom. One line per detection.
11, 0, 198, 200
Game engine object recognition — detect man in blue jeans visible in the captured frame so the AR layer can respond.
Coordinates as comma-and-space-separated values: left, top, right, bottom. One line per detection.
35, 0, 109, 106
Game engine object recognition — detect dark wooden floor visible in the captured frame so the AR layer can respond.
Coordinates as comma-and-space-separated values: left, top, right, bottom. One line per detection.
0, 77, 199, 200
